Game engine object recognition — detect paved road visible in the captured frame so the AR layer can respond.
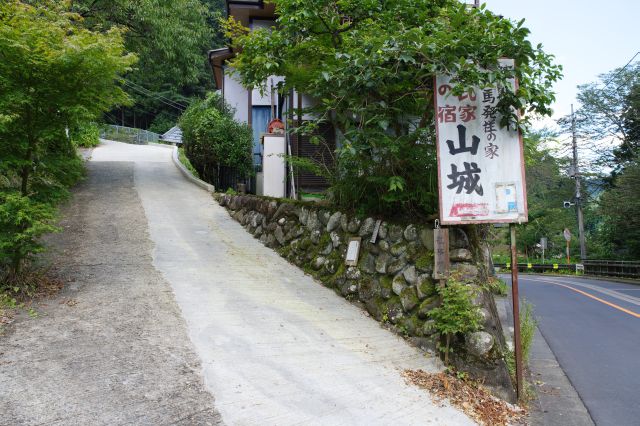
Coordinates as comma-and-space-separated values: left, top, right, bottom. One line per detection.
119, 140, 473, 425
4, 140, 470, 425
503, 274, 640, 426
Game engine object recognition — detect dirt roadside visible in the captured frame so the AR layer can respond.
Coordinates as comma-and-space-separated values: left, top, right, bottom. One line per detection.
0, 162, 222, 425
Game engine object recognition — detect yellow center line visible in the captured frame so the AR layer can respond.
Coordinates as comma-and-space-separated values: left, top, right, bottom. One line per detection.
539, 279, 640, 319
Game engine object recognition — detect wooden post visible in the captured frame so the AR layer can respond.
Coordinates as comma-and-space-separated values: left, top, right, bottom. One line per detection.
510, 223, 524, 400
434, 223, 450, 364
433, 224, 450, 289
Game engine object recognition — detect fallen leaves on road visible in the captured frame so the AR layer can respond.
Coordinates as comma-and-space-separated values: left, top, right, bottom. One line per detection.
32, 273, 64, 298
403, 369, 526, 426
1, 269, 64, 333
0, 310, 15, 327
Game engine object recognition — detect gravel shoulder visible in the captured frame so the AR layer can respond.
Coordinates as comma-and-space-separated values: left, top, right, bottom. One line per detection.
0, 159, 221, 425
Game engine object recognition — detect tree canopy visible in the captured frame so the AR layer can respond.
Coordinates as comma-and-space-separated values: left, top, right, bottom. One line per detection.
515, 130, 575, 257
549, 61, 640, 259
565, 62, 640, 177
0, 0, 134, 275
68, 0, 225, 132
226, 0, 562, 216
598, 159, 640, 258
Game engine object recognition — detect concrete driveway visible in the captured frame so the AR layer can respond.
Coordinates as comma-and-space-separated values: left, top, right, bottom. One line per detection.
1, 140, 473, 425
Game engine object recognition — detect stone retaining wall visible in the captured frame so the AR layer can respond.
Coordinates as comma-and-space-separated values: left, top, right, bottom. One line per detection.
217, 194, 514, 400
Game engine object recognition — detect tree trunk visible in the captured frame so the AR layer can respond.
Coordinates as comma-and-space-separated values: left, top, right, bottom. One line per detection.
20, 136, 35, 197
15, 134, 36, 274
11, 250, 22, 276
444, 333, 451, 365
20, 166, 29, 196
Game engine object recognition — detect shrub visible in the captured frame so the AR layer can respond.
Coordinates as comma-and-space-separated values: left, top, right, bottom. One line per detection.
0, 193, 59, 276
71, 122, 100, 148
520, 300, 536, 363
429, 280, 482, 364
180, 93, 253, 184
148, 111, 176, 135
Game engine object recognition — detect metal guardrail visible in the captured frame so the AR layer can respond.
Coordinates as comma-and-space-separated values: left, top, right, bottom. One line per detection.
495, 260, 640, 279
582, 260, 640, 279
100, 124, 159, 145
495, 263, 578, 273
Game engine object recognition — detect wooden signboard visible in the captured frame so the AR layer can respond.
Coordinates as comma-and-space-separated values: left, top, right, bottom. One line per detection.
434, 58, 528, 225
433, 228, 450, 280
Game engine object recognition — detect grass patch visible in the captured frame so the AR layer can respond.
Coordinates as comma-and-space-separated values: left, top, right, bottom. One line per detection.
178, 147, 200, 179
505, 298, 537, 401
484, 276, 508, 296
299, 191, 327, 201
519, 300, 537, 363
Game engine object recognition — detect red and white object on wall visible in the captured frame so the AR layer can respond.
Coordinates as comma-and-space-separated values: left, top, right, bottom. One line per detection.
267, 118, 285, 134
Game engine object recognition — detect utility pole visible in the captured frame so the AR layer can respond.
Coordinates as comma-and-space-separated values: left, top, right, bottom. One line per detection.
571, 104, 587, 261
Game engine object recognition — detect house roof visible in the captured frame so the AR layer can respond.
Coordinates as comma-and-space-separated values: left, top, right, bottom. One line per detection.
208, 0, 277, 89
227, 0, 275, 27
227, 0, 263, 10
161, 126, 183, 144
208, 47, 235, 90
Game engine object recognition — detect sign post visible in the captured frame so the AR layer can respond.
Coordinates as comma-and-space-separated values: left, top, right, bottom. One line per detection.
435, 58, 527, 400
509, 224, 523, 399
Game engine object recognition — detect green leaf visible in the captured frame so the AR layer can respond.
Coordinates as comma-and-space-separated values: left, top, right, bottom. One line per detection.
388, 176, 405, 192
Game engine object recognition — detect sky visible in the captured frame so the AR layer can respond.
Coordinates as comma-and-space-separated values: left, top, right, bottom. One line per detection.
485, 0, 640, 124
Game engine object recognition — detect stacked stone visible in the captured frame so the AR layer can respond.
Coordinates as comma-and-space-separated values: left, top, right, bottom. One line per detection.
220, 194, 494, 346
219, 194, 518, 399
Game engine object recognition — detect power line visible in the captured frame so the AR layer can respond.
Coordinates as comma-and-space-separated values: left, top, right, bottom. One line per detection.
121, 79, 188, 112
122, 78, 188, 109
122, 81, 186, 112
125, 98, 182, 121
103, 112, 119, 125
601, 51, 640, 91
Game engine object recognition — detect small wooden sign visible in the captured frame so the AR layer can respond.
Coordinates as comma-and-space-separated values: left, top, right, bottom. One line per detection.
345, 237, 362, 266
433, 228, 450, 280
370, 220, 382, 243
